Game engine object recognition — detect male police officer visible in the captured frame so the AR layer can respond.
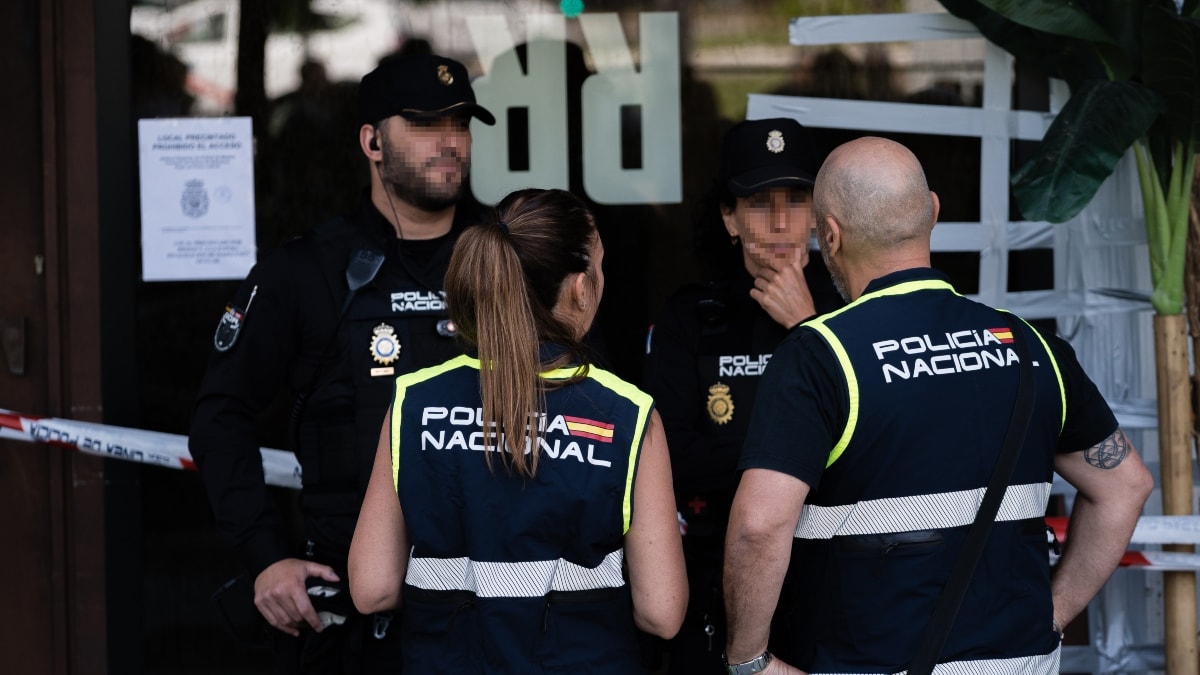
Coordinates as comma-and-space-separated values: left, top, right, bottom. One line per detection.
189, 54, 494, 673
721, 137, 1153, 675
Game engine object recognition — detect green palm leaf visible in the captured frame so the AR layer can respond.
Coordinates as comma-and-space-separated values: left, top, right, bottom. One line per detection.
1142, 8, 1200, 153
938, 0, 1113, 83
1011, 80, 1162, 223
977, 0, 1116, 42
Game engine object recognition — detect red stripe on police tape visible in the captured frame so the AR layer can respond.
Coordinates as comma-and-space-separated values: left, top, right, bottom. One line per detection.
1046, 515, 1200, 569
0, 410, 33, 432
0, 408, 300, 489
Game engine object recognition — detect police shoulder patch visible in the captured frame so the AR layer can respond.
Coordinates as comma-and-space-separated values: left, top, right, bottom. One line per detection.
214, 285, 259, 352
213, 306, 245, 352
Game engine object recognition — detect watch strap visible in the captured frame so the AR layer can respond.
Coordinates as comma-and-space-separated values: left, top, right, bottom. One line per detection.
724, 649, 772, 675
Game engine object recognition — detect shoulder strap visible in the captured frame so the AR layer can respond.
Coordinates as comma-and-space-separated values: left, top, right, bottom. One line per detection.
907, 311, 1036, 675
289, 221, 385, 436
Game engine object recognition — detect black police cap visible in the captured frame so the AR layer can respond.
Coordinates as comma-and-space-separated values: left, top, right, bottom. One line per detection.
719, 118, 820, 197
358, 54, 496, 127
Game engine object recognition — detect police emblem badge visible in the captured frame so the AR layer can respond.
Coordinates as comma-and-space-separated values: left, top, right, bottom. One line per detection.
370, 323, 400, 376
706, 382, 734, 425
437, 64, 454, 86
181, 179, 210, 218
765, 130, 785, 154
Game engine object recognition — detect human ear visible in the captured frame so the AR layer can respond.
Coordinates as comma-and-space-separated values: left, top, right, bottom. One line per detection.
359, 124, 382, 162
822, 216, 842, 256
721, 208, 740, 242
572, 272, 589, 311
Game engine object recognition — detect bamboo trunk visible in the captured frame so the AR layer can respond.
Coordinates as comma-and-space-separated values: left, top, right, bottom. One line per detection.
1185, 164, 1200, 674
1156, 314, 1198, 675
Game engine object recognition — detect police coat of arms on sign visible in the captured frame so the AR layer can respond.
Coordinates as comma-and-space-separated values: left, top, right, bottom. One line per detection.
181, 178, 210, 218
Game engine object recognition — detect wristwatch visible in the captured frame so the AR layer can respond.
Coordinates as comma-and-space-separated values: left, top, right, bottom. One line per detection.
723, 650, 772, 675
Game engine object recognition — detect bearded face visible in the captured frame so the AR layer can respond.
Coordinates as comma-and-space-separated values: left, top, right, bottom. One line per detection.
377, 116, 472, 212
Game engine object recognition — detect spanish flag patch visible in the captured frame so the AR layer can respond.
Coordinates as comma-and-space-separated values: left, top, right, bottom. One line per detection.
564, 416, 614, 443
987, 327, 1014, 343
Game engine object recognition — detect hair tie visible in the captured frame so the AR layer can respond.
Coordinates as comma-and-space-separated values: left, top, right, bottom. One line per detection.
496, 220, 510, 235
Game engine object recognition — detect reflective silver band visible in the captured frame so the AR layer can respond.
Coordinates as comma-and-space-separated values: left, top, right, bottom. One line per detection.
794, 482, 1052, 539
405, 548, 626, 597
814, 646, 1060, 674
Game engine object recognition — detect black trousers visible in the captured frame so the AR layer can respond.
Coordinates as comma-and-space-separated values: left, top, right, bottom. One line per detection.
275, 610, 403, 675
666, 538, 796, 674
667, 540, 726, 674
276, 541, 404, 675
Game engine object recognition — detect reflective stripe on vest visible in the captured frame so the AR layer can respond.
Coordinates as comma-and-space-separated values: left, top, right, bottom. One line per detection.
794, 482, 1051, 539
811, 645, 1060, 674
405, 548, 626, 596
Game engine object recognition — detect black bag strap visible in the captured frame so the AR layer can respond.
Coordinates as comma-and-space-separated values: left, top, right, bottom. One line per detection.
907, 311, 1036, 675
289, 246, 385, 438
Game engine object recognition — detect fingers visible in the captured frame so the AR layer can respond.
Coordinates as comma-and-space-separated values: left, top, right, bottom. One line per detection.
253, 559, 338, 635
751, 258, 816, 328
307, 562, 341, 583
255, 584, 314, 635
257, 582, 324, 634
295, 562, 342, 633
757, 258, 805, 285
295, 588, 326, 633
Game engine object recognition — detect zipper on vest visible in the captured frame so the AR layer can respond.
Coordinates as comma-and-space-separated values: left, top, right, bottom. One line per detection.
878, 542, 899, 575
877, 537, 942, 575
541, 587, 624, 632
835, 530, 945, 575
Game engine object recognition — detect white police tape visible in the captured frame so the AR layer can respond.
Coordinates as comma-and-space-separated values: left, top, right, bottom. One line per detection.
0, 408, 302, 490
7, 404, 1200, 572
1047, 515, 1200, 571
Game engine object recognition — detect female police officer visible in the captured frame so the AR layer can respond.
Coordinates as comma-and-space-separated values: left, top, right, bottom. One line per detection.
643, 118, 843, 673
348, 188, 687, 673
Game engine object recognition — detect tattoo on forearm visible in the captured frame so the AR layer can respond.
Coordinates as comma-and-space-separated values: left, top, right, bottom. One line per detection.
1085, 431, 1129, 469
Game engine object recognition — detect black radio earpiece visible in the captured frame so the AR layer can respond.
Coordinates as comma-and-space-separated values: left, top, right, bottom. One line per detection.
369, 136, 380, 152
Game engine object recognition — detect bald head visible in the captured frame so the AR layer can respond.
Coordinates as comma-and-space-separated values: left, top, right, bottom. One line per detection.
813, 137, 935, 254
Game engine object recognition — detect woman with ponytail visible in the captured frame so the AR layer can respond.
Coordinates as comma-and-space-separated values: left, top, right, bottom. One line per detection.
349, 188, 686, 673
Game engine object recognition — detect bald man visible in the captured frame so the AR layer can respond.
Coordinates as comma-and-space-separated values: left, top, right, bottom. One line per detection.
720, 137, 1152, 675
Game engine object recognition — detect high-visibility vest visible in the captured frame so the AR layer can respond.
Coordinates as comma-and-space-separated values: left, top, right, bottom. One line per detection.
788, 269, 1068, 674
390, 353, 655, 674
